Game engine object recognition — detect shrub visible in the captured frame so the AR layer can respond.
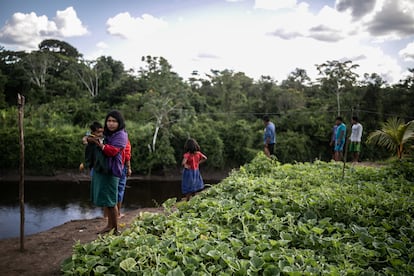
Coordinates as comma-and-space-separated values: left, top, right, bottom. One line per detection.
0, 127, 85, 174
386, 158, 414, 182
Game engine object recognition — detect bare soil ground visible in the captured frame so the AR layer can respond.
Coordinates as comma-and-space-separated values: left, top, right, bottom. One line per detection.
0, 208, 163, 276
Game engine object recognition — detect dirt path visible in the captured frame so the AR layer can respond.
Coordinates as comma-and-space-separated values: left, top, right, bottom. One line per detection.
0, 208, 163, 276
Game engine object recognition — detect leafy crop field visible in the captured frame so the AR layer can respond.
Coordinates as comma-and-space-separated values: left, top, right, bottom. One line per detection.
62, 154, 414, 275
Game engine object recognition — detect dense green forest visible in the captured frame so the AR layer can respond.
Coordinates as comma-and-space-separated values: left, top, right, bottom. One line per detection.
0, 39, 413, 174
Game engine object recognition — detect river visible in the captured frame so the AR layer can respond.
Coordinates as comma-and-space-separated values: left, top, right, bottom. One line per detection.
0, 179, 184, 239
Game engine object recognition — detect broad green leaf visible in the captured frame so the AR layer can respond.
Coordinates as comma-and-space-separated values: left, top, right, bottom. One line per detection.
119, 257, 137, 272
311, 227, 325, 235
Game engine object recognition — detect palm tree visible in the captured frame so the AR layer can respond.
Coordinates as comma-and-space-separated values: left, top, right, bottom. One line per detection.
367, 117, 414, 159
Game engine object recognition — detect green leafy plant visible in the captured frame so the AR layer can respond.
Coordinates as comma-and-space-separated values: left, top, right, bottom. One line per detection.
62, 153, 414, 275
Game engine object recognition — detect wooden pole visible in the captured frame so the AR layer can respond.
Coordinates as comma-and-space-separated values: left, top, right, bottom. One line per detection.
342, 108, 353, 179
342, 136, 350, 179
18, 93, 25, 252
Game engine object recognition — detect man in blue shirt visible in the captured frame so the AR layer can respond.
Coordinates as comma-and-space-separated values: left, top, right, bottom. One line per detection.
263, 115, 276, 157
334, 116, 346, 161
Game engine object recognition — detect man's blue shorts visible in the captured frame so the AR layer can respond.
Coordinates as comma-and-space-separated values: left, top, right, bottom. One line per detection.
335, 141, 345, 152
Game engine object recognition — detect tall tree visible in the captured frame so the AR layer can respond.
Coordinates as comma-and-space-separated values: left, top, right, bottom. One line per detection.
22, 51, 53, 89
39, 39, 81, 58
0, 69, 7, 108
139, 56, 192, 152
0, 48, 31, 104
316, 60, 359, 116
399, 68, 414, 89
202, 69, 252, 116
71, 59, 99, 97
281, 68, 311, 91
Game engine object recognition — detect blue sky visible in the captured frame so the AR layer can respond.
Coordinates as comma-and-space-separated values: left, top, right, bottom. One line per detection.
1, 0, 413, 83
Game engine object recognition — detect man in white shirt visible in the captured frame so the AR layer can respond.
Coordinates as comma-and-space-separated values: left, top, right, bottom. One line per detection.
349, 116, 363, 163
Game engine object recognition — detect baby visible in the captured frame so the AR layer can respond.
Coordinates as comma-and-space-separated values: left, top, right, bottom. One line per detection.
80, 121, 104, 172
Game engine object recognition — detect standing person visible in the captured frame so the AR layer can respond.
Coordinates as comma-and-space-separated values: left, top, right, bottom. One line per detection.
263, 115, 276, 158
349, 116, 363, 163
181, 138, 207, 201
117, 139, 132, 218
334, 116, 346, 161
88, 110, 128, 234
103, 138, 132, 219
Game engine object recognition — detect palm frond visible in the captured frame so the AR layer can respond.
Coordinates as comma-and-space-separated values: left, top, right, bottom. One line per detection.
403, 120, 414, 142
367, 130, 398, 152
367, 117, 414, 157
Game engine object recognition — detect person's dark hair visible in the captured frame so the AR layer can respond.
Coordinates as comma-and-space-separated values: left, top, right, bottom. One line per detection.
184, 138, 201, 154
352, 116, 359, 122
336, 116, 343, 122
89, 121, 103, 132
263, 115, 270, 122
104, 110, 125, 135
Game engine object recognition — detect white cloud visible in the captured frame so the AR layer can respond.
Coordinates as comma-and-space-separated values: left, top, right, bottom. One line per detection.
0, 7, 88, 49
266, 4, 359, 43
197, 52, 220, 59
254, 0, 299, 10
336, 0, 376, 19
96, 41, 109, 49
0, 12, 57, 48
86, 2, 406, 84
399, 42, 414, 61
106, 13, 168, 39
53, 7, 88, 37
367, 0, 414, 40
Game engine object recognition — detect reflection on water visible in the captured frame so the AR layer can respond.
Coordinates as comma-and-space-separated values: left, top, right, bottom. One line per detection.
0, 203, 103, 239
0, 180, 183, 240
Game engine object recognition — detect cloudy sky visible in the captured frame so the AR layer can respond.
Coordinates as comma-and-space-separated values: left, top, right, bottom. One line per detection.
1, 0, 413, 83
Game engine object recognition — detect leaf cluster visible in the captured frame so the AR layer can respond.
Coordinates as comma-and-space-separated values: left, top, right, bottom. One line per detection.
62, 153, 414, 275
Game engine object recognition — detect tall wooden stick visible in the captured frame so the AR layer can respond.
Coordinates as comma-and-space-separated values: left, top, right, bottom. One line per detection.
342, 136, 350, 179
342, 109, 354, 179
18, 93, 25, 252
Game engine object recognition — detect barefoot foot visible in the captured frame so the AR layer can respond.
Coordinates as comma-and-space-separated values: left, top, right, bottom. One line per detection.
96, 226, 113, 234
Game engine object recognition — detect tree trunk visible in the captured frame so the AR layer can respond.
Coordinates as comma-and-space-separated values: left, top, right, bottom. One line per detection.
152, 117, 162, 152
17, 93, 25, 252
398, 144, 403, 159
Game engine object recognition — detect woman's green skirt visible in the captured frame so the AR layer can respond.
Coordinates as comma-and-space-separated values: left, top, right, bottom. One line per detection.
91, 171, 119, 207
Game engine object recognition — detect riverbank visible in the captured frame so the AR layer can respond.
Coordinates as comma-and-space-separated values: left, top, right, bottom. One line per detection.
0, 207, 164, 276
0, 168, 231, 183
0, 169, 231, 275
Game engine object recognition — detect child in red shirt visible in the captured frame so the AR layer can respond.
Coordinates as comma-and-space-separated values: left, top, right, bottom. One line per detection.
181, 138, 207, 201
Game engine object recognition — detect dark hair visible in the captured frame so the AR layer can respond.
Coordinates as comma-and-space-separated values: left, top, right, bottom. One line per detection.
104, 110, 125, 135
336, 116, 343, 122
184, 138, 200, 154
263, 115, 270, 122
89, 121, 103, 132
352, 116, 359, 122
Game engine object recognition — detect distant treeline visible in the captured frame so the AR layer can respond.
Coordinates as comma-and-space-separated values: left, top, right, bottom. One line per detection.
0, 40, 413, 174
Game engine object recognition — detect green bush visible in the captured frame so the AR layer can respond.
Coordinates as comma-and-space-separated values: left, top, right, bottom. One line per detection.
218, 119, 257, 166
0, 127, 85, 174
171, 117, 225, 169
386, 158, 414, 182
127, 122, 176, 174
276, 130, 313, 163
